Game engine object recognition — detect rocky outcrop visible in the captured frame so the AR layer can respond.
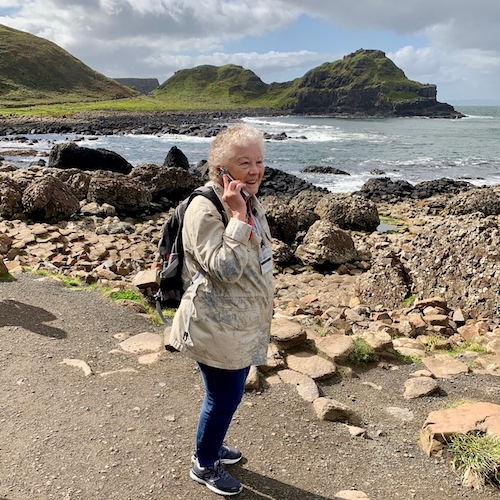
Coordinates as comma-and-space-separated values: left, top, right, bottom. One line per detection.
290, 50, 463, 118
49, 142, 133, 174
295, 220, 358, 267
356, 177, 475, 203
315, 193, 380, 232
22, 175, 80, 222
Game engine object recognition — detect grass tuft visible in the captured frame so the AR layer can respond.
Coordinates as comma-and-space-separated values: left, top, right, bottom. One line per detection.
348, 338, 377, 365
448, 431, 500, 490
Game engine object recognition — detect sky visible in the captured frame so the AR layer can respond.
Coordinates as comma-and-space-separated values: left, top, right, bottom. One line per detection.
0, 0, 499, 104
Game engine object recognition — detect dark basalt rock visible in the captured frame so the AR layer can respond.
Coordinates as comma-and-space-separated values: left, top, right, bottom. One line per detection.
301, 165, 350, 175
49, 142, 133, 174
163, 146, 189, 170
356, 177, 475, 203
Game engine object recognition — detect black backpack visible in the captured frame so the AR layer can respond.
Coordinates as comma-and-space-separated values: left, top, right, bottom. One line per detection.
155, 186, 228, 324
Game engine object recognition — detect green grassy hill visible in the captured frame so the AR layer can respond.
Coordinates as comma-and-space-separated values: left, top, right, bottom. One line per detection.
0, 24, 458, 118
290, 49, 430, 114
153, 64, 298, 109
152, 50, 450, 116
0, 24, 136, 106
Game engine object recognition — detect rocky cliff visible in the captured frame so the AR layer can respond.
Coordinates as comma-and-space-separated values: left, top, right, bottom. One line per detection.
290, 49, 462, 118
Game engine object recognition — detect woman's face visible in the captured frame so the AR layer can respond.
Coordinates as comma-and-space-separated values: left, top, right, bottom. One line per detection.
223, 142, 265, 197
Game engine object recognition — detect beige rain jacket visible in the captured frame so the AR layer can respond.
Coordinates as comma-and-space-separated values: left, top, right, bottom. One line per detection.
169, 181, 274, 370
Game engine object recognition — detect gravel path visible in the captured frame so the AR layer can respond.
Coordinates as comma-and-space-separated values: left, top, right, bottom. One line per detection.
1, 273, 499, 500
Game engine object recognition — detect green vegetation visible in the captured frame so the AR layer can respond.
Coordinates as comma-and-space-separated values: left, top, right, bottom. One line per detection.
401, 295, 417, 308
394, 350, 421, 364
442, 398, 474, 410
35, 269, 84, 287
348, 338, 377, 365
448, 431, 500, 489
429, 337, 487, 356
100, 288, 143, 302
0, 26, 436, 116
0, 272, 14, 280
0, 24, 136, 107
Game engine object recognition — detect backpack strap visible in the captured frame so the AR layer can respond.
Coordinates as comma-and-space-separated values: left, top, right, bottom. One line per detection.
156, 186, 228, 326
193, 186, 229, 226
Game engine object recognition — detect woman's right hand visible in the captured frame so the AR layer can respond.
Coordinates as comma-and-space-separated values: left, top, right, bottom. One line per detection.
221, 174, 247, 222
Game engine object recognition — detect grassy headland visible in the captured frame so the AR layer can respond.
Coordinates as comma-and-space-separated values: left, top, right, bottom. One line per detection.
0, 24, 457, 118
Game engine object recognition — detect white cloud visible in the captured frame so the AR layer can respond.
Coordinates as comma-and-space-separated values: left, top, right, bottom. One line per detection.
0, 0, 499, 99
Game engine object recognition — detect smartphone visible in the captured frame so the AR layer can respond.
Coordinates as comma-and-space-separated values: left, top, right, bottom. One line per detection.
219, 168, 250, 200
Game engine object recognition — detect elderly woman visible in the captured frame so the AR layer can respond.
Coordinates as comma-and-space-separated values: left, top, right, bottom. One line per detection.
169, 124, 274, 496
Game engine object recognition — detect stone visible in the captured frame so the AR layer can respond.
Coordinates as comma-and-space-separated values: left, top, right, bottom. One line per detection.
313, 397, 361, 425
458, 323, 484, 341
419, 402, 500, 457
0, 256, 8, 275
295, 220, 357, 267
422, 354, 469, 378
119, 332, 163, 353
392, 338, 426, 358
260, 343, 285, 372
385, 407, 414, 421
335, 491, 370, 500
277, 369, 319, 402
99, 368, 138, 377
49, 142, 133, 174
270, 317, 307, 350
22, 175, 80, 223
315, 334, 355, 364
286, 351, 337, 380
138, 352, 162, 365
60, 358, 92, 376
245, 365, 260, 391
403, 376, 440, 399
474, 354, 500, 374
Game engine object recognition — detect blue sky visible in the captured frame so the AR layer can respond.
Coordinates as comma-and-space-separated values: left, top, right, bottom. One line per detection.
0, 0, 499, 103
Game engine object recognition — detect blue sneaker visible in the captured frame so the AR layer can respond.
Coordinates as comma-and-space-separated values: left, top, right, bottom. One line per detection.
190, 459, 242, 496
219, 443, 243, 465
192, 443, 243, 465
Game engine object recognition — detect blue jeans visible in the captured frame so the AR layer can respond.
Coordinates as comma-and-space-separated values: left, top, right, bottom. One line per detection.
195, 362, 250, 467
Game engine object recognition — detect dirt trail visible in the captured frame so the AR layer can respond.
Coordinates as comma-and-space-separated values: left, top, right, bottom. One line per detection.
1, 273, 499, 500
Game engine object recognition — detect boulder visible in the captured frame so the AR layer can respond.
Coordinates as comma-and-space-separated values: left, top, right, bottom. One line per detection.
22, 175, 80, 222
51, 168, 92, 201
129, 164, 200, 204
419, 402, 500, 457
48, 142, 133, 174
315, 193, 380, 232
444, 186, 500, 216
295, 220, 357, 267
288, 189, 321, 235
162, 146, 190, 170
87, 171, 151, 216
260, 195, 299, 245
286, 351, 337, 380
301, 165, 350, 175
0, 174, 22, 218
313, 397, 362, 425
358, 251, 411, 309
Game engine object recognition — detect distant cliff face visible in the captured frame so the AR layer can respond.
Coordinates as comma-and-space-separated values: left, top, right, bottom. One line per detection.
114, 78, 159, 95
289, 49, 462, 118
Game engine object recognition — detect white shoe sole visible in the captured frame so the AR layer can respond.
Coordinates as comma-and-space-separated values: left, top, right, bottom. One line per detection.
190, 469, 243, 496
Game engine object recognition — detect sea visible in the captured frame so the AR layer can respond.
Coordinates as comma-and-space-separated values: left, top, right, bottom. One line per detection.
3, 105, 500, 194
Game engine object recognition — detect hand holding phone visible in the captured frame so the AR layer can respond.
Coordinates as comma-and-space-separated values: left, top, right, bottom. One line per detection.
219, 168, 250, 200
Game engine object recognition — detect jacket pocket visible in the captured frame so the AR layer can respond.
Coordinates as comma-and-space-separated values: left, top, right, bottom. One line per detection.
218, 297, 262, 330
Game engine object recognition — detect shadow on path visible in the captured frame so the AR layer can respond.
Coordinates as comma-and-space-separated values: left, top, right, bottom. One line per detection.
235, 467, 335, 500
0, 299, 67, 339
